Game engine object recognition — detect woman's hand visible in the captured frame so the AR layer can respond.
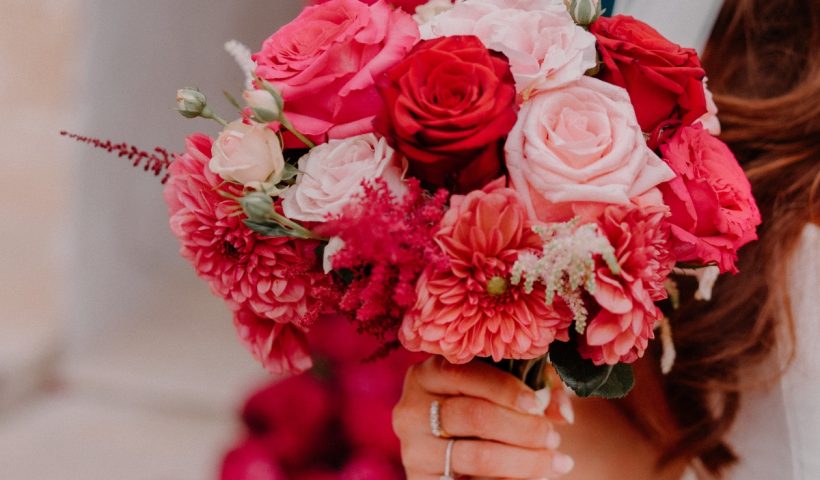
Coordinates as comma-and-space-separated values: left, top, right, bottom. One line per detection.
393, 356, 575, 479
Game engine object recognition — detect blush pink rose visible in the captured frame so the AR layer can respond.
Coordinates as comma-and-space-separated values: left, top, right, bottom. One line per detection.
282, 134, 405, 223
505, 76, 676, 222
659, 125, 761, 273
253, 0, 419, 147
400, 179, 572, 363
420, 0, 597, 95
210, 120, 285, 187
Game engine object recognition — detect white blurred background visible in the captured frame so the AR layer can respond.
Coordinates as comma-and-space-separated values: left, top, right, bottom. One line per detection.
0, 1, 303, 477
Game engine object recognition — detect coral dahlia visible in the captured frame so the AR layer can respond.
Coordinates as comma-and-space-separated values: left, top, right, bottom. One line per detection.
399, 179, 572, 363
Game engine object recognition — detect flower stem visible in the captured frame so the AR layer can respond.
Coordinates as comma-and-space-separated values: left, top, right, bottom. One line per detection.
280, 117, 315, 149
268, 210, 325, 240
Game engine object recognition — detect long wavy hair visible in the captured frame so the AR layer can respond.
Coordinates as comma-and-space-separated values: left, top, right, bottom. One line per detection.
628, 0, 820, 476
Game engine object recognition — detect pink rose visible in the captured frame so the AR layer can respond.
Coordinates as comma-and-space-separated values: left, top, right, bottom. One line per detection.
420, 0, 597, 95
210, 120, 285, 187
659, 125, 761, 273
253, 0, 419, 147
282, 134, 405, 223
312, 0, 430, 14
505, 76, 676, 221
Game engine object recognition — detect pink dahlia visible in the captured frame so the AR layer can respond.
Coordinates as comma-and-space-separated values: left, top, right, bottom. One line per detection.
164, 134, 339, 371
579, 205, 674, 365
233, 306, 313, 374
400, 179, 572, 363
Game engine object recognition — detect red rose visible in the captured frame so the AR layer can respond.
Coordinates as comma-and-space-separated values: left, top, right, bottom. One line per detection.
659, 125, 761, 273
376, 35, 517, 192
590, 15, 707, 134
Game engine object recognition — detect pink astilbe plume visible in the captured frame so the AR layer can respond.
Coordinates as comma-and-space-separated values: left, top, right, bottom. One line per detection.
60, 131, 173, 183
164, 133, 340, 373
318, 178, 449, 345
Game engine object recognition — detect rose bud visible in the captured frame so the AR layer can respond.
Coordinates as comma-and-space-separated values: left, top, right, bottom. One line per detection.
569, 0, 602, 26
239, 191, 275, 222
176, 87, 208, 119
243, 89, 282, 123
210, 120, 286, 187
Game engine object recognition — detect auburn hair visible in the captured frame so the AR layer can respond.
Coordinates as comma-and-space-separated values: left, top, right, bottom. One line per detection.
634, 0, 820, 476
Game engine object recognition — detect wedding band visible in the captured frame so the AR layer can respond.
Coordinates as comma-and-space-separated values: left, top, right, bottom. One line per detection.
440, 438, 456, 480
430, 400, 450, 438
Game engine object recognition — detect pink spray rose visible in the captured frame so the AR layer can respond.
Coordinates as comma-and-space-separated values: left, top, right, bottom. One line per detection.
505, 76, 675, 222
253, 0, 419, 147
659, 125, 761, 273
578, 205, 674, 365
420, 0, 597, 95
282, 134, 405, 223
400, 179, 572, 363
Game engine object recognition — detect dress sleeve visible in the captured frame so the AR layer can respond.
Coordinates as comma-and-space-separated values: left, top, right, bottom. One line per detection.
726, 224, 820, 480
780, 223, 820, 477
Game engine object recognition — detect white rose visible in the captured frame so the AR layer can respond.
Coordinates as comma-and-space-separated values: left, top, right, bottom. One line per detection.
413, 0, 459, 25
282, 134, 406, 223
420, 0, 597, 96
242, 89, 281, 123
210, 120, 285, 186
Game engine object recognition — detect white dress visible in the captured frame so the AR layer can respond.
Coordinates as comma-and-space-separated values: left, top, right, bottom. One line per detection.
613, 3, 820, 479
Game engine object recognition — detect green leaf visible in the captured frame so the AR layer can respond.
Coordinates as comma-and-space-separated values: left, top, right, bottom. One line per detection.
280, 163, 300, 182
549, 338, 635, 399
244, 219, 303, 239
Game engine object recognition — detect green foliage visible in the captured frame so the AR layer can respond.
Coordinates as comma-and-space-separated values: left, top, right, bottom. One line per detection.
549, 337, 635, 399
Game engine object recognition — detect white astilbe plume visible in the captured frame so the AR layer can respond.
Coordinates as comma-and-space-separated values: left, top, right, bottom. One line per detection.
224, 40, 256, 90
511, 219, 620, 334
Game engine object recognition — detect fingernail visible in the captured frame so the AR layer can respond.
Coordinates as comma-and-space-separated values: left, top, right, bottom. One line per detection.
545, 429, 561, 449
516, 391, 539, 414
559, 397, 575, 425
534, 388, 551, 413
552, 453, 575, 475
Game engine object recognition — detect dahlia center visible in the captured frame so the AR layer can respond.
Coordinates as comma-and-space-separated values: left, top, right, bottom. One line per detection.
486, 276, 508, 297
221, 240, 241, 260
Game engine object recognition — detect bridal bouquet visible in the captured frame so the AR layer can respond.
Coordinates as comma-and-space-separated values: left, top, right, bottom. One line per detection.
69, 0, 761, 397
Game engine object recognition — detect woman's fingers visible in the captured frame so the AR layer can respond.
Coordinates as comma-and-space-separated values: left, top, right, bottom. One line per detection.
439, 396, 561, 449
402, 437, 574, 479
410, 357, 547, 414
